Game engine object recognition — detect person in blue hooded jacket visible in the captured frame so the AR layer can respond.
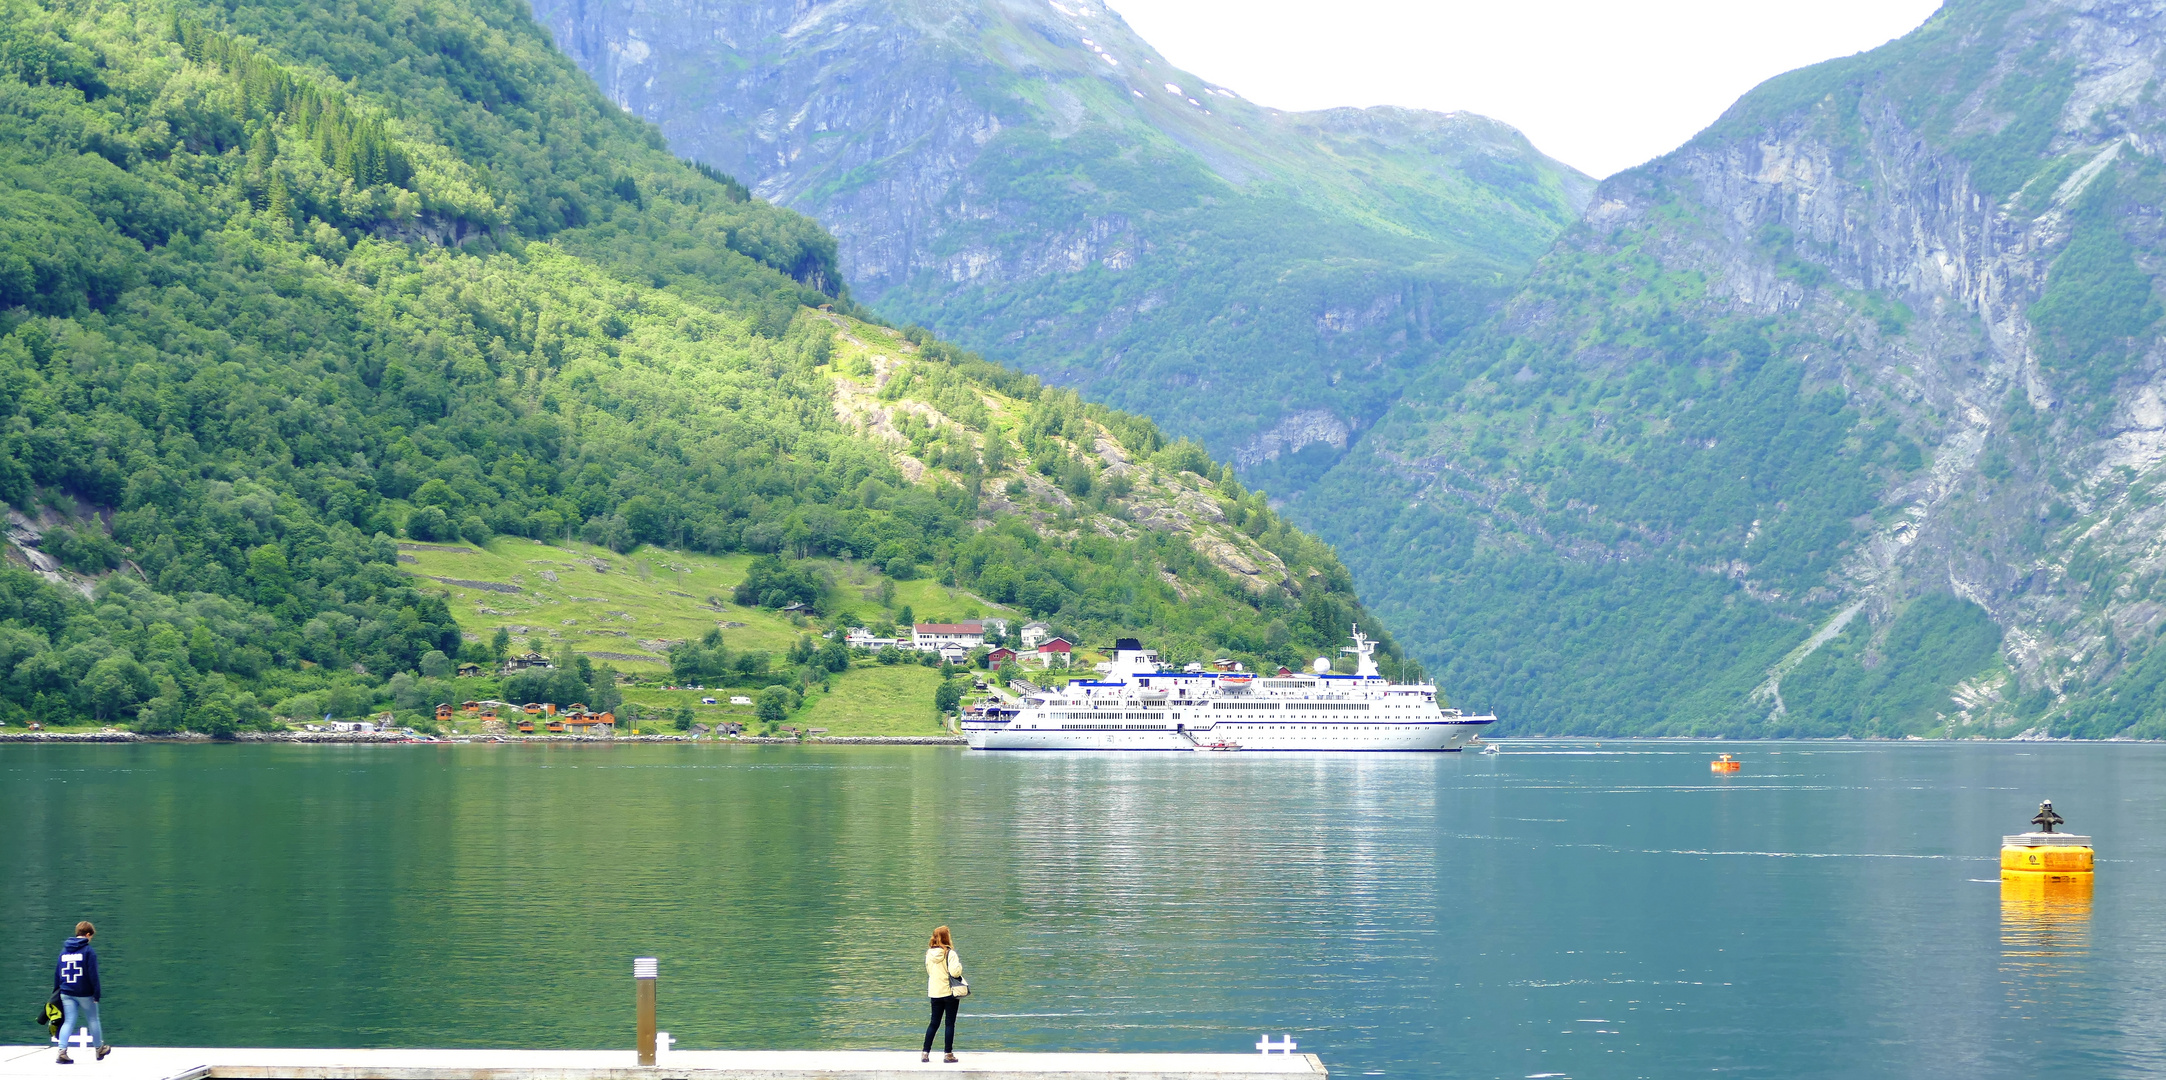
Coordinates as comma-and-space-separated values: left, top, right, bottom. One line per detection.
53, 921, 107, 1063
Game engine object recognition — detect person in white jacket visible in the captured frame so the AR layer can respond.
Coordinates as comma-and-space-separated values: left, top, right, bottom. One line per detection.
921, 926, 964, 1063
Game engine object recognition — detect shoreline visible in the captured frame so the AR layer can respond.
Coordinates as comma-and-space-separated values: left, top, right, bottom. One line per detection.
0, 730, 967, 745
4, 732, 2158, 745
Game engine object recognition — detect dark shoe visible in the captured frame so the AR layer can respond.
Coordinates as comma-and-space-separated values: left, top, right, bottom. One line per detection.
55, 1054, 71, 1065
944, 1054, 959, 1063
96, 1047, 111, 1061
921, 1054, 929, 1063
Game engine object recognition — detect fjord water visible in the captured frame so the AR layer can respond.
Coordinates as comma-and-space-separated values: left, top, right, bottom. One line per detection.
4, 743, 2163, 1079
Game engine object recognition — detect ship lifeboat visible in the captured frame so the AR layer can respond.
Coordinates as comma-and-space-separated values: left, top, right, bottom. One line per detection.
1219, 673, 1254, 685
1710, 754, 1741, 773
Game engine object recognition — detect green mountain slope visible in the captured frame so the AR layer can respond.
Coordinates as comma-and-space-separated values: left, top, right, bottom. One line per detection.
0, 0, 1406, 733
526, 0, 1594, 487
1302, 0, 2166, 738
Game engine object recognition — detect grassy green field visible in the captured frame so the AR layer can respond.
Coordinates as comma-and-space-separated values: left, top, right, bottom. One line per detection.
406, 667, 949, 737
396, 536, 1005, 735
792, 665, 949, 736
401, 536, 1019, 673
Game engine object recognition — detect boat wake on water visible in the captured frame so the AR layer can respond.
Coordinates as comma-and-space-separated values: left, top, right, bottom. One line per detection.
961, 628, 1494, 752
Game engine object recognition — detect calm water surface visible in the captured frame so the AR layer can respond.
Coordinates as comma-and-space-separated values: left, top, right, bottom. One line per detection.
3, 742, 2163, 1078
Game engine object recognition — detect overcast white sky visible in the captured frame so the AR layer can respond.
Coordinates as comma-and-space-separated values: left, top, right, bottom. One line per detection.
1101, 0, 1944, 178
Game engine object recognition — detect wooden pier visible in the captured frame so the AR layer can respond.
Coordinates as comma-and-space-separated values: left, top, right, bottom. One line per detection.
0, 1047, 1324, 1080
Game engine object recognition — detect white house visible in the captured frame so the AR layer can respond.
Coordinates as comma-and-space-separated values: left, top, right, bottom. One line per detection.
912, 622, 985, 652
1020, 621, 1052, 649
845, 627, 901, 650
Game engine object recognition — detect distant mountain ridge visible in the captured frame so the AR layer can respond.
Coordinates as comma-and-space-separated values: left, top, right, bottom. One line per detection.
526, 0, 1594, 483
531, 0, 2166, 738
1302, 0, 2166, 738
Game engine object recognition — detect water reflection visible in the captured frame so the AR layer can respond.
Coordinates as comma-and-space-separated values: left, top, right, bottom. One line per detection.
8, 742, 2166, 1079
2000, 875, 2093, 1018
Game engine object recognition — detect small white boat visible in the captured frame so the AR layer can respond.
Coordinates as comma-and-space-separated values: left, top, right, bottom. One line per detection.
1480, 742, 1503, 755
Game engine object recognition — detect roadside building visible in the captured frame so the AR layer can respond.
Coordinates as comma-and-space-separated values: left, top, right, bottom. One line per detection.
985, 647, 1018, 665
1020, 621, 1052, 649
1035, 637, 1074, 667
912, 622, 984, 652
563, 714, 614, 735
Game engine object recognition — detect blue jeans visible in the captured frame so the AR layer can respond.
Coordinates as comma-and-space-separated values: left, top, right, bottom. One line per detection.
59, 994, 100, 1051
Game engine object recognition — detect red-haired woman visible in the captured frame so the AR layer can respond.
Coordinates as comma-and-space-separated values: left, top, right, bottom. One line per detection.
921, 926, 964, 1063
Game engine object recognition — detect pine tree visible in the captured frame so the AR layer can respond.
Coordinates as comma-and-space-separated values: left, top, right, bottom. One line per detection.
266, 172, 292, 227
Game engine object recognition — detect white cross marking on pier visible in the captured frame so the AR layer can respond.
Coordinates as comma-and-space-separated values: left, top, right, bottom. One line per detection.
68, 1029, 96, 1051
1255, 1034, 1297, 1055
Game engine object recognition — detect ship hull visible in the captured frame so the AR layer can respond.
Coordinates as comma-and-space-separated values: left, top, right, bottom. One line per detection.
963, 716, 1491, 752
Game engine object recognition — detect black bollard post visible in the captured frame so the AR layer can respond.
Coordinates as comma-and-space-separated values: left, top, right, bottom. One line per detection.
635, 957, 658, 1065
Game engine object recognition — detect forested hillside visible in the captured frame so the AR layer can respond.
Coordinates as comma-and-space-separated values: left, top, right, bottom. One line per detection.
0, 0, 1403, 733
525, 0, 1593, 491
1302, 0, 2166, 738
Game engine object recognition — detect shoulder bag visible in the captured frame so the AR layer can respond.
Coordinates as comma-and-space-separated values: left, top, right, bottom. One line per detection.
946, 948, 969, 998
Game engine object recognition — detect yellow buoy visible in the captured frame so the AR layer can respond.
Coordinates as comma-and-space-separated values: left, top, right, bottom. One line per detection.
1710, 753, 1741, 773
2001, 800, 2094, 880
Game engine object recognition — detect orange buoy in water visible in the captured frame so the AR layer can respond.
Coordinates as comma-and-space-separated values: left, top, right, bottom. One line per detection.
1710, 753, 1741, 773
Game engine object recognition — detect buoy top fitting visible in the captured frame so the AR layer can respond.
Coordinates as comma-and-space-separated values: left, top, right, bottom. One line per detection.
2031, 800, 2064, 834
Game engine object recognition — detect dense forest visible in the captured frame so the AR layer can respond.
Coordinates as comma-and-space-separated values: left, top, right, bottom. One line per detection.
0, 0, 1401, 732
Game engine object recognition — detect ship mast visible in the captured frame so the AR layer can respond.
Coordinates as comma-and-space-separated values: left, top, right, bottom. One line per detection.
1341, 626, 1380, 678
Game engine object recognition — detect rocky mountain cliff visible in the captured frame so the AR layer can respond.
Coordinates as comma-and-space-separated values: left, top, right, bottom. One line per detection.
1301, 0, 2166, 737
525, 0, 1593, 484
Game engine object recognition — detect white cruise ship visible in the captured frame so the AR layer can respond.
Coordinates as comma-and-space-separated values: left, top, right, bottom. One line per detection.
962, 629, 1493, 752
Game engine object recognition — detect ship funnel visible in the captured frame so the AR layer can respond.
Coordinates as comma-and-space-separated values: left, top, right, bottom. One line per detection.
1109, 637, 1159, 678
